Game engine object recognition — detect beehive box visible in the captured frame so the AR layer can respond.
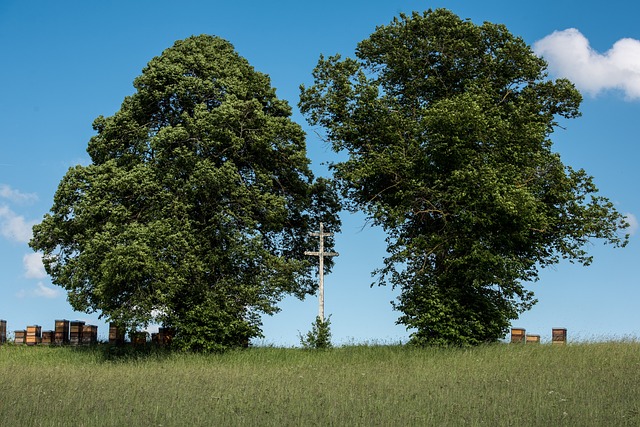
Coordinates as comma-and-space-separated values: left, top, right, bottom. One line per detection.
41, 331, 55, 345
0, 320, 6, 344
526, 334, 541, 344
70, 321, 85, 345
158, 327, 175, 346
26, 325, 42, 345
510, 328, 526, 344
81, 325, 98, 345
552, 328, 567, 345
14, 330, 26, 344
131, 331, 148, 346
109, 323, 125, 345
55, 319, 70, 345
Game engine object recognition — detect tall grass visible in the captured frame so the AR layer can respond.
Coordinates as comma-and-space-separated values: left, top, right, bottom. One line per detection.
1, 342, 639, 426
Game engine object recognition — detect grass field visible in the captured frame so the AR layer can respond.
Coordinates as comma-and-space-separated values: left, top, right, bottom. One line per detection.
1, 341, 639, 426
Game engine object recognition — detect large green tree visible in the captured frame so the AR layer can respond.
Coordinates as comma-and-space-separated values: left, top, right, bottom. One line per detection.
31, 35, 340, 352
300, 9, 628, 346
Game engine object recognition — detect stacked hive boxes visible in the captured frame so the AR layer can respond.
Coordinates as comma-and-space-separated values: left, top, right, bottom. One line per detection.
5, 320, 98, 346
26, 325, 42, 345
131, 331, 148, 346
152, 327, 175, 346
510, 328, 526, 344
82, 324, 98, 345
55, 320, 70, 345
0, 320, 6, 344
14, 330, 26, 344
69, 321, 85, 345
41, 331, 55, 345
109, 323, 125, 345
552, 328, 567, 345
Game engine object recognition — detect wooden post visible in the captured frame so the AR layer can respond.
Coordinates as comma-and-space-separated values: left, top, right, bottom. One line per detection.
304, 222, 339, 321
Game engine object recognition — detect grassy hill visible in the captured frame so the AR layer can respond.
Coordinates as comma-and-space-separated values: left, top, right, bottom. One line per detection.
1, 342, 638, 426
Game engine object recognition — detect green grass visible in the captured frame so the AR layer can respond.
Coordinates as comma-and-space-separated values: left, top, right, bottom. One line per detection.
1, 342, 639, 426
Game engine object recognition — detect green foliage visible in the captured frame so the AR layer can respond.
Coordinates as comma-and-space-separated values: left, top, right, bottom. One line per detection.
300, 9, 629, 346
299, 315, 332, 349
30, 35, 340, 352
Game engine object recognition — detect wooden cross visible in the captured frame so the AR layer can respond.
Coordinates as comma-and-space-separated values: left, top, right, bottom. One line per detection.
304, 222, 339, 321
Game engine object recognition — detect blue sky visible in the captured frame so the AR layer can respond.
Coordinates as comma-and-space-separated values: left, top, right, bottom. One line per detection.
1, 0, 638, 345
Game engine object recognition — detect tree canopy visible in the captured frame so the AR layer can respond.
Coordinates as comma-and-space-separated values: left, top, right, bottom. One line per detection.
30, 35, 340, 352
300, 9, 628, 346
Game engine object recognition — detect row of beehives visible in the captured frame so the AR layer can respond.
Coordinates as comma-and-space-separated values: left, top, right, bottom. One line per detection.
0, 319, 174, 346
510, 327, 567, 344
110, 324, 175, 346
0, 319, 98, 346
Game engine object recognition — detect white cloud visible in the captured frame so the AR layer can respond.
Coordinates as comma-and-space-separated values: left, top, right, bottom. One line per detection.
16, 282, 60, 299
625, 213, 638, 236
0, 205, 35, 243
534, 29, 640, 100
0, 184, 37, 204
23, 252, 47, 279
33, 282, 60, 298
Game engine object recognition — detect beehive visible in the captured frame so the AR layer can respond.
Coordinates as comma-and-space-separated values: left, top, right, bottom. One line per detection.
0, 320, 6, 344
26, 325, 42, 345
158, 327, 175, 346
14, 330, 26, 344
552, 328, 567, 345
526, 334, 540, 344
70, 321, 85, 345
131, 331, 148, 346
55, 319, 70, 345
82, 325, 98, 345
41, 331, 55, 345
109, 323, 125, 345
510, 328, 526, 344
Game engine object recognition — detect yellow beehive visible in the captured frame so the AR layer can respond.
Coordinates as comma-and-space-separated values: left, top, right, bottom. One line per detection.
510, 328, 526, 344
526, 334, 540, 344
26, 325, 42, 346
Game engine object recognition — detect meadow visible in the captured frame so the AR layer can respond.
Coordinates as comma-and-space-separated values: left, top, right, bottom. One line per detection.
0, 341, 639, 426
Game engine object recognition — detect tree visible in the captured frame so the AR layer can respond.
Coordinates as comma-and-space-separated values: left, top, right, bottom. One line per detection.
299, 315, 333, 349
299, 9, 628, 346
30, 35, 340, 352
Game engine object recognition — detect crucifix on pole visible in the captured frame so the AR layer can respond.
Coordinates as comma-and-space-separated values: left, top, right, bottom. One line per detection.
304, 222, 338, 321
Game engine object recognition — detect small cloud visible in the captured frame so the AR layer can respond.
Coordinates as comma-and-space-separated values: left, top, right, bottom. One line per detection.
534, 29, 640, 100
16, 282, 61, 299
23, 252, 47, 279
33, 282, 60, 298
0, 205, 35, 243
625, 213, 638, 236
0, 184, 37, 204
